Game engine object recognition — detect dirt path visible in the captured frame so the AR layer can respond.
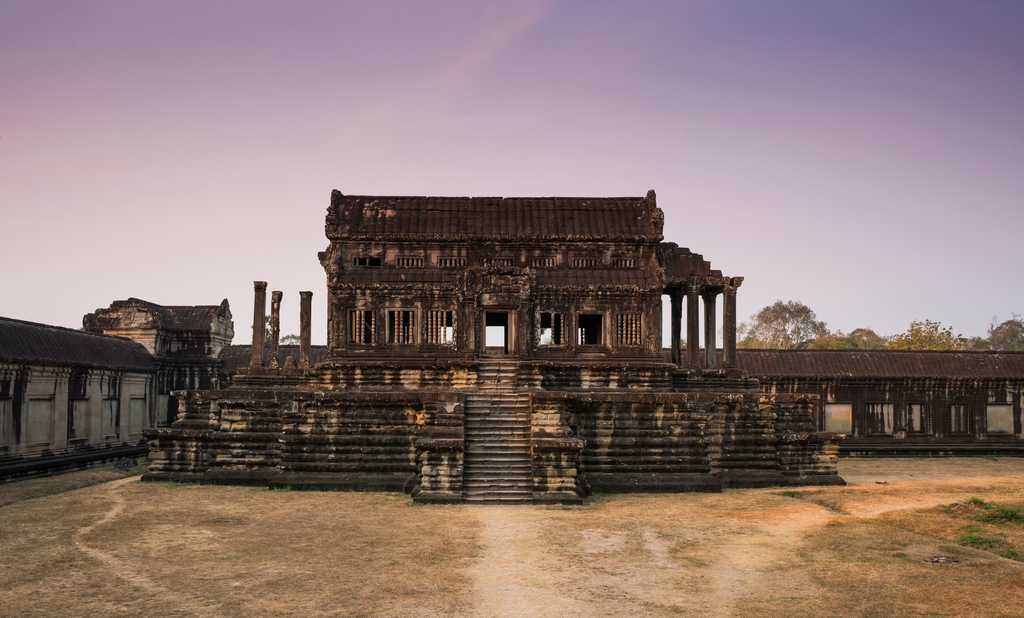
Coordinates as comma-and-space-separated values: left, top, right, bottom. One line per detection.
72, 477, 225, 618
467, 499, 835, 617
469, 506, 585, 617
465, 466, 1024, 617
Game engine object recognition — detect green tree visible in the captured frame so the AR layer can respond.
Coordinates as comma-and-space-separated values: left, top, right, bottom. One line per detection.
805, 332, 854, 349
807, 327, 889, 350
888, 320, 967, 351
738, 301, 829, 349
281, 334, 301, 345
970, 315, 1024, 351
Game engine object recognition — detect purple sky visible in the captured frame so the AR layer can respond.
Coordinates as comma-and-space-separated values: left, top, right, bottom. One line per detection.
2, 1, 1022, 345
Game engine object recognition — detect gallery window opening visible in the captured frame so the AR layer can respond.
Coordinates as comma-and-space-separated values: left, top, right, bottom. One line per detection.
577, 314, 603, 346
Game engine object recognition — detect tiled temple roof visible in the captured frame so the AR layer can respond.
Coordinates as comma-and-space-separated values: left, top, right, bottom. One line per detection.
0, 316, 155, 371
735, 349, 1024, 380
326, 191, 664, 241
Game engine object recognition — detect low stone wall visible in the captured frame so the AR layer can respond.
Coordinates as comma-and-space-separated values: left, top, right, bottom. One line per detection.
145, 390, 455, 491
771, 394, 845, 486
144, 374, 847, 499
413, 399, 465, 503
561, 392, 720, 493
530, 394, 585, 502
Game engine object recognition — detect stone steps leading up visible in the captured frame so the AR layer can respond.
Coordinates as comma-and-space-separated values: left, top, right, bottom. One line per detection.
475, 361, 520, 393
462, 389, 532, 503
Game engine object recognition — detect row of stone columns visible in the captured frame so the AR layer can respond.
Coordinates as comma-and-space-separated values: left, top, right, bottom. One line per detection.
667, 278, 741, 371
249, 281, 313, 370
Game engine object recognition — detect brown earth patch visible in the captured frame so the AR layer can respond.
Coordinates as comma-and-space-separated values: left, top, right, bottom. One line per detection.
2, 459, 1024, 617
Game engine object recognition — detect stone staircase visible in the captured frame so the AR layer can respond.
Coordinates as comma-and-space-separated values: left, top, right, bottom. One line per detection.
475, 360, 520, 392
463, 386, 533, 503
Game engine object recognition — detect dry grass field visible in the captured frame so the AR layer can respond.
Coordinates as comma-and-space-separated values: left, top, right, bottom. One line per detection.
2, 458, 1024, 617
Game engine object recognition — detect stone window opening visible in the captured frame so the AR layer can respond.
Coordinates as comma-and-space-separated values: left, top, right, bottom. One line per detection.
388, 310, 416, 345
349, 310, 376, 345
573, 258, 598, 268
613, 258, 636, 268
865, 402, 894, 435
102, 398, 120, 439
577, 314, 603, 346
949, 404, 974, 435
426, 310, 455, 346
27, 397, 53, 445
67, 369, 89, 441
438, 257, 465, 268
129, 397, 147, 435
539, 312, 563, 346
0, 398, 10, 451
824, 403, 853, 434
483, 257, 515, 267
986, 404, 1014, 435
906, 403, 933, 434
396, 257, 424, 268
615, 313, 642, 346
531, 257, 555, 268
353, 256, 382, 267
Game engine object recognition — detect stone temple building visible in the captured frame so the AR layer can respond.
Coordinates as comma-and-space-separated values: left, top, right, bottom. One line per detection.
0, 301, 233, 480
142, 190, 845, 503
5, 190, 1022, 487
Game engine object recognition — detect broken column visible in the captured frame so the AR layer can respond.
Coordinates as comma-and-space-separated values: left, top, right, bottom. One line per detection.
269, 291, 282, 369
299, 291, 312, 369
250, 281, 267, 368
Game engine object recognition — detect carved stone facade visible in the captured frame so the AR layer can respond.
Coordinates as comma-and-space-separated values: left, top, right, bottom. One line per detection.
84, 298, 235, 426
141, 190, 844, 502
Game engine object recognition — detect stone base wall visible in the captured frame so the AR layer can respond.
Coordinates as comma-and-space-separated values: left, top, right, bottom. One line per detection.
771, 394, 846, 485
144, 365, 847, 499
530, 394, 585, 501
565, 392, 720, 493
413, 399, 465, 503
708, 394, 786, 488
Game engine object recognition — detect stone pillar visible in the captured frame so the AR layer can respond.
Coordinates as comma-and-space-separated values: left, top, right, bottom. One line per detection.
686, 281, 702, 370
722, 278, 741, 369
703, 288, 719, 369
670, 290, 682, 367
299, 291, 312, 369
250, 281, 267, 368
269, 291, 282, 369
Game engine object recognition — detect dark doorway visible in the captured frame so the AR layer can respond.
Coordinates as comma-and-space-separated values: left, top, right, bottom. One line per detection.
485, 312, 509, 354
578, 314, 603, 346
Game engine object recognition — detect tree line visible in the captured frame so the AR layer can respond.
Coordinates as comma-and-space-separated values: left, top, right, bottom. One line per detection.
737, 301, 1024, 351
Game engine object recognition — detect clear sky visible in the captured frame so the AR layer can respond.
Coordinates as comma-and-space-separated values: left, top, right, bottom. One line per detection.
2, 1, 1022, 345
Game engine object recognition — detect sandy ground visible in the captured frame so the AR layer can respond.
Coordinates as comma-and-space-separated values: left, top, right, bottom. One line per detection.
3, 458, 1024, 617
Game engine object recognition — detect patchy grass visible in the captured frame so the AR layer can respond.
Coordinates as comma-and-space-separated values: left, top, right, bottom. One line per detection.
883, 494, 1024, 567
772, 489, 806, 499
962, 497, 1024, 523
